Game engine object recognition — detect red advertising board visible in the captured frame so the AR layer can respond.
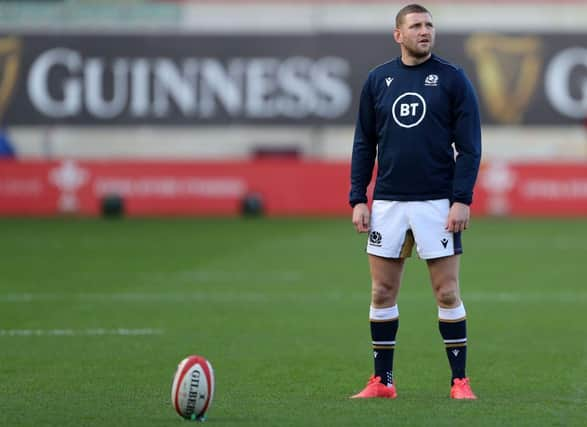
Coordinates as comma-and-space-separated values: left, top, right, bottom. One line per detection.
474, 161, 587, 217
0, 159, 351, 216
0, 159, 586, 217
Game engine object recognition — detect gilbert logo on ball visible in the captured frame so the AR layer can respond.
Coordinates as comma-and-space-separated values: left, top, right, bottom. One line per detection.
171, 355, 215, 421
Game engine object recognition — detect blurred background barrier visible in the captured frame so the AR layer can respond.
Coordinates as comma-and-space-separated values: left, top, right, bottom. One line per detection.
0, 159, 585, 216
0, 0, 585, 216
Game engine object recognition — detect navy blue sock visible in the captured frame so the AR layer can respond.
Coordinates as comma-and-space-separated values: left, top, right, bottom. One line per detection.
438, 304, 468, 385
370, 305, 399, 386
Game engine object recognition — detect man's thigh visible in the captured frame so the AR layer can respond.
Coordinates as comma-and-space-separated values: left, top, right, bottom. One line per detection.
368, 254, 405, 307
426, 254, 462, 306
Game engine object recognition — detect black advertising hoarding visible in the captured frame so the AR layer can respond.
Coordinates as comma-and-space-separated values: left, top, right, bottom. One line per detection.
0, 32, 585, 126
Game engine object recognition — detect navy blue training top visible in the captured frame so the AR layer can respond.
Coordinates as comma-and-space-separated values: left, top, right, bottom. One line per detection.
350, 54, 482, 207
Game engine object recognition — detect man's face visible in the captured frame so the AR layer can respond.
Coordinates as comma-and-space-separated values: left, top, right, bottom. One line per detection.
394, 12, 435, 58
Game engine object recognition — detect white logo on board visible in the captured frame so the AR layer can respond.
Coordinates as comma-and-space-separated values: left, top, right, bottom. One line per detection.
49, 159, 90, 213
391, 92, 427, 128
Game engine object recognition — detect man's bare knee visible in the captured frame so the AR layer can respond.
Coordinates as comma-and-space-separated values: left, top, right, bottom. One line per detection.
368, 255, 404, 307
371, 282, 396, 307
436, 288, 460, 307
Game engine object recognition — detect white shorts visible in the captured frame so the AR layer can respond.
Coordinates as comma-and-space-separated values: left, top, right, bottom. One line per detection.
366, 199, 463, 260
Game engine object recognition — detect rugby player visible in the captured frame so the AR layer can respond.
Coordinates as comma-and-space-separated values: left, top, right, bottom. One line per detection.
349, 3, 482, 400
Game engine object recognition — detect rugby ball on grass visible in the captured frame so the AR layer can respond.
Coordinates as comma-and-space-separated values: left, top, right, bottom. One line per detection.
171, 355, 215, 421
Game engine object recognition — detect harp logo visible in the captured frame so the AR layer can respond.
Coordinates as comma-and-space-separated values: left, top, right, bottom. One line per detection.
466, 34, 542, 124
0, 37, 21, 123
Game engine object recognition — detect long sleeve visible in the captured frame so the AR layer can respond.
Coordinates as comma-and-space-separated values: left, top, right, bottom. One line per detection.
451, 69, 482, 205
349, 74, 378, 207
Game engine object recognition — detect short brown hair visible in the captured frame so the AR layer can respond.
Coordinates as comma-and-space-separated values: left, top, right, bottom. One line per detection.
395, 4, 431, 28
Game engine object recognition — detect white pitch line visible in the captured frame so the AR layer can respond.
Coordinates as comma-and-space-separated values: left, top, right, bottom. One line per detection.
0, 328, 163, 337
152, 270, 304, 283
0, 291, 586, 304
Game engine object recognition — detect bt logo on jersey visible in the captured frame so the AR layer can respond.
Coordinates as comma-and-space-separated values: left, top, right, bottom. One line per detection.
392, 92, 427, 128
399, 103, 420, 117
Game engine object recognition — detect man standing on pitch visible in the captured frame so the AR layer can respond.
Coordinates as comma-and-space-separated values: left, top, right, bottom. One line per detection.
349, 4, 481, 400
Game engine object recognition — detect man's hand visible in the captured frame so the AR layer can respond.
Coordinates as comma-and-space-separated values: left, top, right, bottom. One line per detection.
352, 203, 370, 233
445, 202, 470, 233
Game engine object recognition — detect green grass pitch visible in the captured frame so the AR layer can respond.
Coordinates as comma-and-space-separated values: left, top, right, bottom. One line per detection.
0, 217, 586, 426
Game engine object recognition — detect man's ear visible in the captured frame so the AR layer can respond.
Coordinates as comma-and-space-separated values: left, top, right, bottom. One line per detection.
393, 28, 402, 44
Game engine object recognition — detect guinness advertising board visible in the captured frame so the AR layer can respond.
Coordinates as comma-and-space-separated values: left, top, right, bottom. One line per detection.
0, 32, 585, 125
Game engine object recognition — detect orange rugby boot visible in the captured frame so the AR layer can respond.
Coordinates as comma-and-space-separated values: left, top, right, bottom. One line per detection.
450, 377, 477, 400
350, 375, 397, 399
